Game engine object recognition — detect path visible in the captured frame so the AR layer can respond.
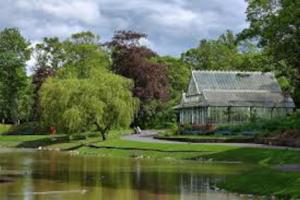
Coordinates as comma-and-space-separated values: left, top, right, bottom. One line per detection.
122, 130, 300, 150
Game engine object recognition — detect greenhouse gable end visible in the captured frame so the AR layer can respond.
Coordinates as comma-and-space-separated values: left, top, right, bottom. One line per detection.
175, 70, 295, 125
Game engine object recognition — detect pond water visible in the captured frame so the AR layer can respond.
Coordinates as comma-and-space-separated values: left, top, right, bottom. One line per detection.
0, 149, 259, 200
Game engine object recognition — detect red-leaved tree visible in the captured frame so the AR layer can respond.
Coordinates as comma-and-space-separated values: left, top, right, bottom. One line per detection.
106, 31, 170, 127
32, 67, 55, 120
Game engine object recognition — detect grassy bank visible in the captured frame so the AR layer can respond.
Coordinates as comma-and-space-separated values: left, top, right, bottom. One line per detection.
0, 135, 49, 147
77, 139, 239, 159
219, 168, 300, 199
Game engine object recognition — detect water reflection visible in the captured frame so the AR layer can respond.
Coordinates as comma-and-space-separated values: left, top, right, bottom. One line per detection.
0, 150, 258, 200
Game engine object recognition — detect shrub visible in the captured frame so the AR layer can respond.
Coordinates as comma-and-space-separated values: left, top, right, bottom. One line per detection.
218, 112, 300, 136
5, 122, 49, 135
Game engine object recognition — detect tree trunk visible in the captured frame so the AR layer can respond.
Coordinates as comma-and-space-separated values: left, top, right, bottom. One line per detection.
101, 132, 106, 141
95, 122, 110, 141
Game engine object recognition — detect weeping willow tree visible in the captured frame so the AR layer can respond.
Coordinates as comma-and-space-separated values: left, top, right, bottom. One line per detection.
39, 68, 138, 140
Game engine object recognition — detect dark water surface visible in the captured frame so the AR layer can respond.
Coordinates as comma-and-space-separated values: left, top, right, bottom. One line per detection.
0, 149, 259, 200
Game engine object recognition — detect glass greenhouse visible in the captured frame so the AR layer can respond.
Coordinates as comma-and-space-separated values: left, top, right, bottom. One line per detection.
175, 71, 295, 126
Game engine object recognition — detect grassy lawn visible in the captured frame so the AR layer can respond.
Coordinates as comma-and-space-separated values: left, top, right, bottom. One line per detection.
219, 168, 300, 199
201, 147, 300, 165
46, 129, 132, 150
75, 139, 238, 159
0, 135, 49, 147
93, 139, 238, 152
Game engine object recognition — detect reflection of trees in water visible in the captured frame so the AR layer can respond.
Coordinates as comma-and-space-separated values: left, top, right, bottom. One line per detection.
31, 156, 225, 196
12, 152, 237, 199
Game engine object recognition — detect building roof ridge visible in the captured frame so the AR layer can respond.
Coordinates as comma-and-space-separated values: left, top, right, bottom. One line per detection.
192, 70, 273, 75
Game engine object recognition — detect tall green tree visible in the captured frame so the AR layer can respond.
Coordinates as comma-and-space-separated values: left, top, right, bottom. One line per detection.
40, 69, 138, 140
0, 28, 30, 124
182, 31, 239, 70
240, 0, 300, 104
34, 31, 107, 72
154, 56, 191, 100
17, 78, 34, 122
61, 32, 109, 78
32, 32, 109, 120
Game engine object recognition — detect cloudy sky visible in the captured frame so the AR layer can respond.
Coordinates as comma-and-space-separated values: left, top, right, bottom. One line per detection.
0, 0, 248, 56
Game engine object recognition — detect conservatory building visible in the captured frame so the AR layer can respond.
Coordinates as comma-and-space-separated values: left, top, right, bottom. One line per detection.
175, 70, 295, 125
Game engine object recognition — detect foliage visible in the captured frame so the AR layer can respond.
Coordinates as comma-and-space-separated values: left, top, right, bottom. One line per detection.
240, 0, 300, 104
17, 78, 34, 122
4, 121, 48, 135
0, 28, 30, 124
61, 33, 110, 78
40, 68, 138, 140
182, 30, 275, 72
0, 124, 12, 134
107, 31, 170, 128
32, 32, 109, 120
153, 56, 191, 100
135, 100, 178, 129
31, 67, 55, 120
182, 31, 238, 70
219, 112, 300, 135
33, 31, 109, 79
108, 31, 169, 102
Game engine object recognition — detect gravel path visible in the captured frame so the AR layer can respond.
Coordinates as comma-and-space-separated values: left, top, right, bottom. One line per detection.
274, 164, 300, 172
122, 130, 300, 150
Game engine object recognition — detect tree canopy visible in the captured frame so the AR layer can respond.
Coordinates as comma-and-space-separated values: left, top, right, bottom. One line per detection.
40, 69, 138, 140
0, 28, 30, 124
240, 0, 300, 104
37, 31, 138, 139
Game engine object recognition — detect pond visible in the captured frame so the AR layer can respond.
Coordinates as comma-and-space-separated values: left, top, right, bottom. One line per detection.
0, 149, 258, 200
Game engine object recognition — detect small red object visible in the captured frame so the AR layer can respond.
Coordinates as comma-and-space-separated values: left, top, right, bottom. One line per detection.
50, 126, 56, 135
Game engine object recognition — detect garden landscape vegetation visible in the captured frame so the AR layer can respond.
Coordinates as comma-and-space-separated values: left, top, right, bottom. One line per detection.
0, 0, 300, 199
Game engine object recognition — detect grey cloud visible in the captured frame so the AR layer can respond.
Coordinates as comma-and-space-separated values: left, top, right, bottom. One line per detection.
0, 0, 248, 56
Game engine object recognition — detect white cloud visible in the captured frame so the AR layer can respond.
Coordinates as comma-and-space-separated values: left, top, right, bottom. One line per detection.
150, 7, 198, 27
16, 0, 101, 25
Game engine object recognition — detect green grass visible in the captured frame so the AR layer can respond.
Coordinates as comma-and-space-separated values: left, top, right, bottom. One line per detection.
0, 135, 49, 147
46, 129, 131, 150
219, 168, 300, 199
78, 146, 208, 159
94, 139, 238, 152
201, 148, 300, 165
76, 139, 239, 159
